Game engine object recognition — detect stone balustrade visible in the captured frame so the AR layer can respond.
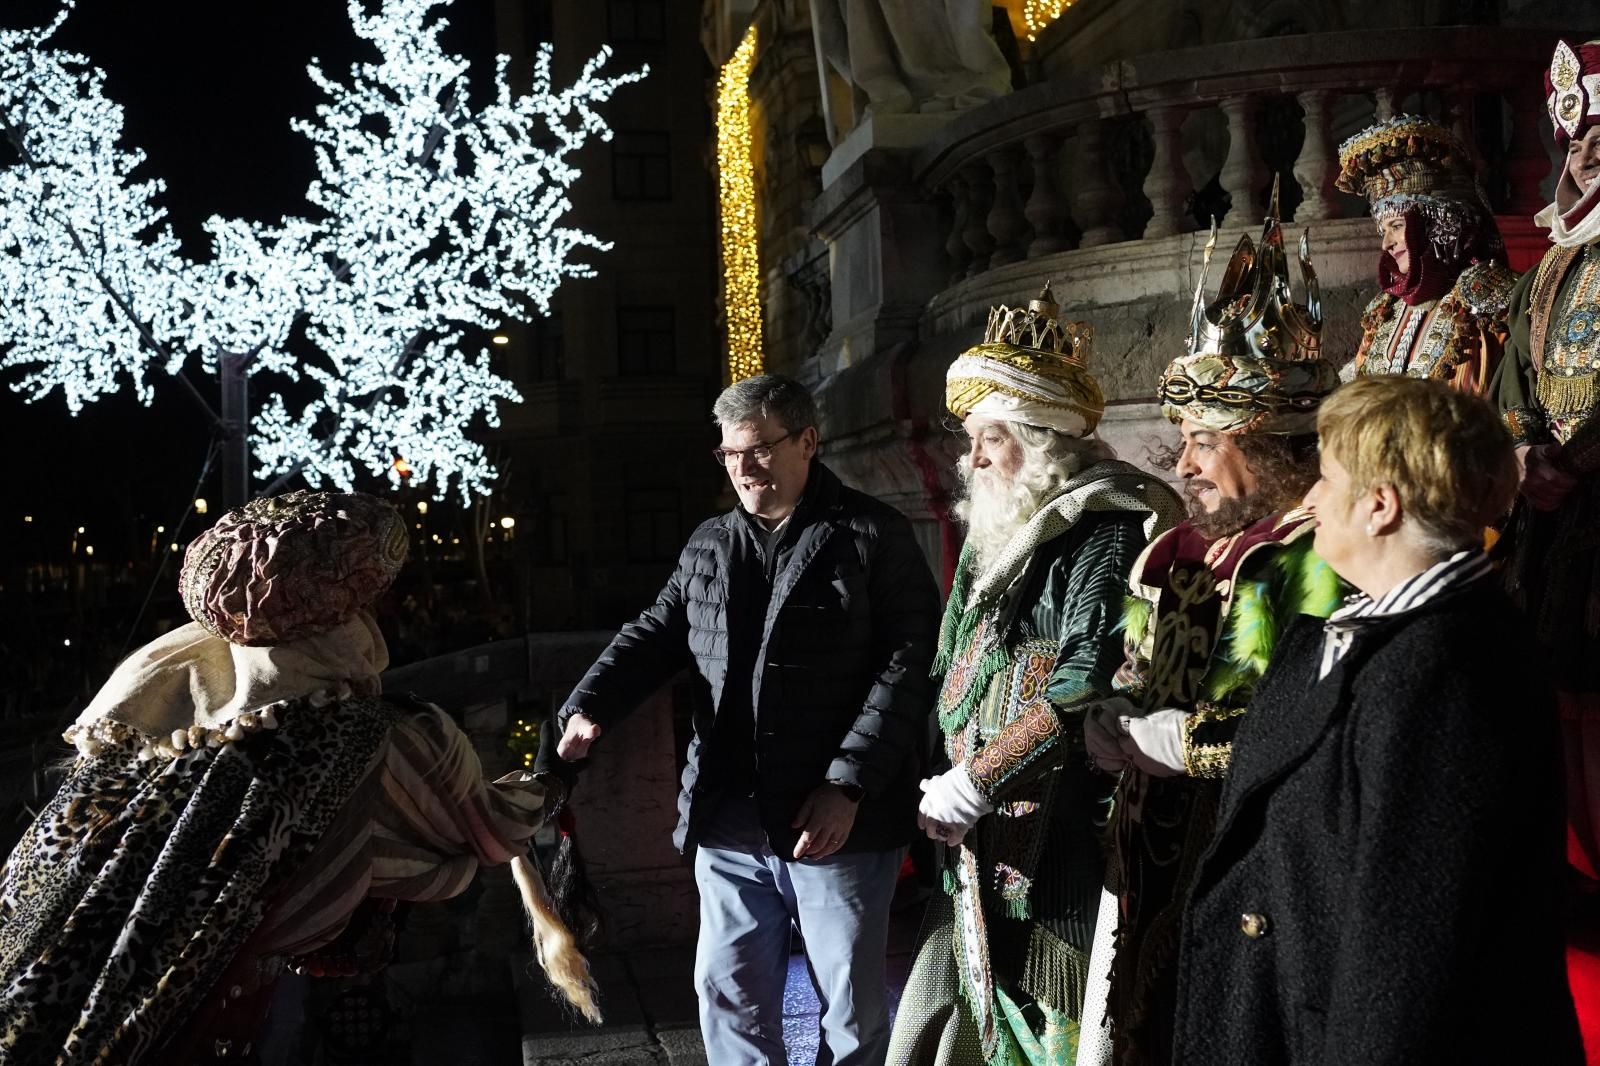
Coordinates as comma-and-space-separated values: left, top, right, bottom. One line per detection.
800, 25, 1563, 574
911, 27, 1555, 280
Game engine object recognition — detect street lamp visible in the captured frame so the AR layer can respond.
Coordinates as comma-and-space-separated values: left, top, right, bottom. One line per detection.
499, 516, 515, 529
194, 498, 209, 516
416, 500, 429, 515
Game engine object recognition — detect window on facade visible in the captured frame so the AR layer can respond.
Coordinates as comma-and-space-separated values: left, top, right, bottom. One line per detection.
607, 0, 665, 43
527, 310, 564, 383
625, 488, 681, 563
616, 305, 676, 376
611, 131, 672, 201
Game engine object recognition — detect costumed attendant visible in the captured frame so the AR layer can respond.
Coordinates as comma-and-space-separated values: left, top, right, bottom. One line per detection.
0, 490, 596, 1066
1491, 37, 1600, 1058
1496, 36, 1600, 841
1075, 187, 1344, 1066
1172, 376, 1582, 1064
1335, 114, 1515, 392
887, 284, 1182, 1066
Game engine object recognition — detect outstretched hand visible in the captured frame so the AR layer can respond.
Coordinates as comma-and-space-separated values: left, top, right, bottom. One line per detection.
557, 713, 603, 761
791, 783, 860, 860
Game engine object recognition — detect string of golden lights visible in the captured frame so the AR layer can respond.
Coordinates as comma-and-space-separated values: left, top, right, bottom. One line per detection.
715, 25, 763, 382
1023, 0, 1074, 41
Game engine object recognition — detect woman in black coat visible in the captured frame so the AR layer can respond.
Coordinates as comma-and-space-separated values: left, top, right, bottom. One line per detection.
1172, 376, 1583, 1065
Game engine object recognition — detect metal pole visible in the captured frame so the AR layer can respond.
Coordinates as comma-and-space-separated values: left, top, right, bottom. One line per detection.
219, 352, 250, 508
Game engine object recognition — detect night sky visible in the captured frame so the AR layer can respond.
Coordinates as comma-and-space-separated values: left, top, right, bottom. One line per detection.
1, 0, 500, 564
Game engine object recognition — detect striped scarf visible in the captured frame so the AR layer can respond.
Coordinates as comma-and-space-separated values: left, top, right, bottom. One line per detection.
1318, 549, 1493, 679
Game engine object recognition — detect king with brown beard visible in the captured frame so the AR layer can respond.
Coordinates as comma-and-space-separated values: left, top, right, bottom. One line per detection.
1074, 192, 1347, 1066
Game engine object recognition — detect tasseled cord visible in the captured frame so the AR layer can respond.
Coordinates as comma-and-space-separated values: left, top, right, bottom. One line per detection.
510, 852, 603, 1024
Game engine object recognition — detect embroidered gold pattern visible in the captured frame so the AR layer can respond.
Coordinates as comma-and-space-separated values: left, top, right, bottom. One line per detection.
969, 704, 1060, 796
1181, 702, 1245, 778
1147, 566, 1220, 708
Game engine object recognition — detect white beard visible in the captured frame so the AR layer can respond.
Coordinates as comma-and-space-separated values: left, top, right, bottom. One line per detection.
956, 467, 1040, 579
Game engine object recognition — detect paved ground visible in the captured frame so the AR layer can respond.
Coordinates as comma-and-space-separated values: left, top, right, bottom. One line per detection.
519, 897, 925, 1065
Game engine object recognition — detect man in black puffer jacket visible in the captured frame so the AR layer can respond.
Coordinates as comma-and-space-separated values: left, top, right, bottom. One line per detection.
556, 374, 940, 1066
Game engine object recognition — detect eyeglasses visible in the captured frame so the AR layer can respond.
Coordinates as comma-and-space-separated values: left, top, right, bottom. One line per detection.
713, 430, 795, 467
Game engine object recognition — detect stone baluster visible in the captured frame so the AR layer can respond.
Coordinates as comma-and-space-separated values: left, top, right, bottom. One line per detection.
1293, 90, 1341, 222
1445, 89, 1475, 152
943, 174, 973, 284
1073, 118, 1125, 248
986, 147, 1031, 267
962, 162, 997, 275
1024, 133, 1070, 257
1373, 87, 1398, 122
1218, 95, 1266, 226
1505, 87, 1552, 220
1142, 105, 1192, 239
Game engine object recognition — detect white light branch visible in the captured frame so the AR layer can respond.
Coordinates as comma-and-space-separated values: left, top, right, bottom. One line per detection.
0, 0, 646, 502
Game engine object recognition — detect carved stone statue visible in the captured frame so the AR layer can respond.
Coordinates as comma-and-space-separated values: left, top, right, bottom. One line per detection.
812, 0, 1013, 117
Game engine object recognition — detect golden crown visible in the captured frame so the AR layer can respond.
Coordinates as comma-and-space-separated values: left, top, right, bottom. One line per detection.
982, 281, 1093, 367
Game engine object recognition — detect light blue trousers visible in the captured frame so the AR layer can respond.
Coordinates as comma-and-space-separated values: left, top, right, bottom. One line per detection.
693, 799, 904, 1066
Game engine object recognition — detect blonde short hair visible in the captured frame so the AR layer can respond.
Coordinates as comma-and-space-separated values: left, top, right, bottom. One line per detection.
1317, 376, 1517, 553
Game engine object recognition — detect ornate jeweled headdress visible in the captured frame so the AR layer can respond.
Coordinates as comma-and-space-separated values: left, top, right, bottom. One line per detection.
1335, 114, 1497, 265
946, 281, 1105, 437
1158, 180, 1338, 435
1548, 38, 1600, 146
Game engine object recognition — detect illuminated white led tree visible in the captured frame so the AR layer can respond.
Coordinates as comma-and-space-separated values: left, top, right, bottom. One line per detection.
0, 0, 645, 503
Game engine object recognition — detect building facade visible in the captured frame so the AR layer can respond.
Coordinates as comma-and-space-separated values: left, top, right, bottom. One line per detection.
491, 0, 724, 632
701, 0, 1599, 582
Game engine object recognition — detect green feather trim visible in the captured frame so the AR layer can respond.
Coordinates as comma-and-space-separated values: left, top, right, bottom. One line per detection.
944, 868, 960, 897
1120, 593, 1150, 643
1222, 576, 1276, 683
1281, 537, 1345, 620
1204, 535, 1345, 703
1004, 894, 1032, 921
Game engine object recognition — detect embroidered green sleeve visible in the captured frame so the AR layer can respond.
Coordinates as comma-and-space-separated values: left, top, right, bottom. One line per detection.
971, 515, 1145, 802
1490, 267, 1550, 447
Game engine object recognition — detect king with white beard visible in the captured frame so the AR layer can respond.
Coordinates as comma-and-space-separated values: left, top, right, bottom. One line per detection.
886, 283, 1182, 1066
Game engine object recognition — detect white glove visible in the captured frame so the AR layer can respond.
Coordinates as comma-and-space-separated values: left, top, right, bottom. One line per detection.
1084, 697, 1136, 771
1117, 708, 1190, 777
918, 765, 994, 831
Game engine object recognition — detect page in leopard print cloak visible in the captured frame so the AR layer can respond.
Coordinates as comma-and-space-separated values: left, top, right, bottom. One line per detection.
0, 490, 598, 1066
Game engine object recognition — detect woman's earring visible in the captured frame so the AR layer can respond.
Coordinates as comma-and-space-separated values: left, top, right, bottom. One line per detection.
1365, 523, 1376, 537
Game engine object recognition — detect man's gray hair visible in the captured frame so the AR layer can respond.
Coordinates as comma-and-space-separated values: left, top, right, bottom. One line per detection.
712, 374, 819, 432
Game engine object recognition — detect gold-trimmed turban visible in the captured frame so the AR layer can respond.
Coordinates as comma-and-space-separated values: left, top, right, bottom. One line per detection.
945, 281, 1105, 437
